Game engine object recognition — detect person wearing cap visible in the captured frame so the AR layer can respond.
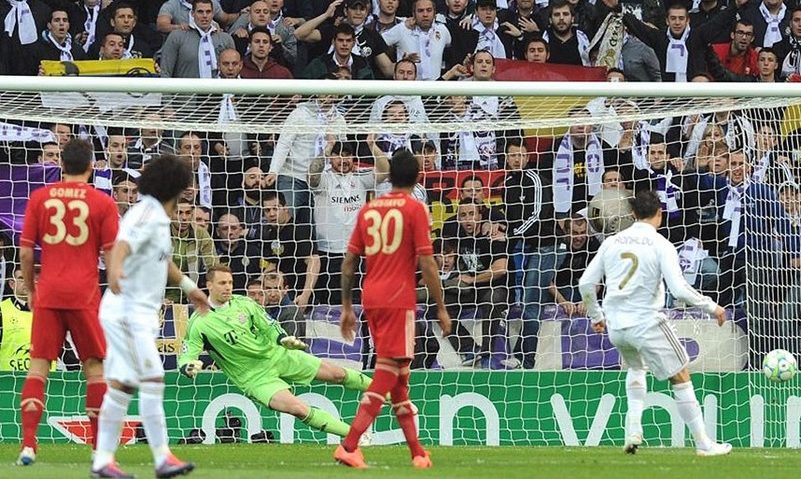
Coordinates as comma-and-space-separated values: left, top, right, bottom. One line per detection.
382, 0, 451, 80
307, 135, 390, 304
302, 23, 375, 78
295, 0, 394, 78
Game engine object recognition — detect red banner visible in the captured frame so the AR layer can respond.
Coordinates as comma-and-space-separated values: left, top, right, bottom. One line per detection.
495, 59, 607, 82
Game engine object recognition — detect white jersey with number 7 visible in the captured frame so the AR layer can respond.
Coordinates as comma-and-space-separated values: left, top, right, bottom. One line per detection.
578, 222, 717, 330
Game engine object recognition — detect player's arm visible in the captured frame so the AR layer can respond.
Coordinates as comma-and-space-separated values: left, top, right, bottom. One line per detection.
419, 254, 452, 336
106, 240, 131, 295
167, 261, 210, 314
19, 246, 35, 305
578, 242, 607, 331
340, 251, 360, 341
659, 243, 725, 325
178, 314, 205, 378
248, 298, 306, 349
367, 134, 391, 184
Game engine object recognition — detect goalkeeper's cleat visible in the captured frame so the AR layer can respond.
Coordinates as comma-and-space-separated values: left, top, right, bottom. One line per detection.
696, 442, 732, 457
16, 446, 35, 466
623, 433, 642, 454
412, 451, 433, 468
90, 462, 135, 478
155, 454, 195, 478
334, 445, 368, 469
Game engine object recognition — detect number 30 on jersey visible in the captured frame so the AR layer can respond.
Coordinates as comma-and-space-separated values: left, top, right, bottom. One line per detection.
364, 208, 404, 256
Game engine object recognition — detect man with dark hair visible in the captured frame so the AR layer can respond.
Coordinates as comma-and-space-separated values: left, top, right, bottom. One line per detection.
167, 198, 219, 303
773, 5, 801, 78
260, 191, 320, 311
28, 9, 87, 75
214, 211, 260, 292
542, 0, 590, 66
227, 0, 297, 67
18, 139, 119, 466
240, 26, 293, 78
579, 189, 730, 457
91, 2, 159, 59
336, 147, 450, 468
97, 32, 126, 60
111, 172, 138, 217
160, 0, 235, 78
302, 23, 374, 79
93, 154, 204, 478
709, 19, 758, 77
157, 0, 236, 33
295, 0, 393, 78
524, 36, 549, 63
0, 0, 51, 75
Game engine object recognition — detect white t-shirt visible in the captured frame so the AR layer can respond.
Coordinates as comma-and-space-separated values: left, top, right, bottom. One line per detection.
100, 195, 172, 319
381, 22, 451, 80
312, 169, 376, 254
578, 222, 717, 330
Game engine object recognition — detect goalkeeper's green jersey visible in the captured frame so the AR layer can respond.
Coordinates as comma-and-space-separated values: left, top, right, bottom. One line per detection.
178, 295, 289, 386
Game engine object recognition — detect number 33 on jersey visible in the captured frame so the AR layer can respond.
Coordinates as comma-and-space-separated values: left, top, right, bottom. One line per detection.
347, 192, 433, 310
20, 182, 119, 309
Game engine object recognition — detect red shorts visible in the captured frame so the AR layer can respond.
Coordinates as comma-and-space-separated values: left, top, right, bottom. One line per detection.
31, 306, 106, 361
364, 308, 416, 359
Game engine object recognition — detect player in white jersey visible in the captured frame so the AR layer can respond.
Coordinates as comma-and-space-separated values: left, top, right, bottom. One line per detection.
578, 190, 732, 457
91, 155, 210, 479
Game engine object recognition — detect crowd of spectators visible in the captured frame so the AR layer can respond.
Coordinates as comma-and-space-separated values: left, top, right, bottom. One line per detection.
1, 0, 801, 371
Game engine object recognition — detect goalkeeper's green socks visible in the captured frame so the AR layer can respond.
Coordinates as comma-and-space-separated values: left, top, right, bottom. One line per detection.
301, 407, 351, 437
342, 368, 372, 392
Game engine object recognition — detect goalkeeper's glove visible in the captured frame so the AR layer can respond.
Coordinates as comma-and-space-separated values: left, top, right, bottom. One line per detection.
180, 360, 203, 379
280, 335, 308, 350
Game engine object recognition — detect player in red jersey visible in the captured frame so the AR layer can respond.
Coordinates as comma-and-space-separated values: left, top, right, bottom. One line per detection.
17, 139, 120, 466
334, 149, 451, 469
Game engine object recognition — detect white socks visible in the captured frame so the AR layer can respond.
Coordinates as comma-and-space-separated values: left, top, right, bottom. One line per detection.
93, 387, 132, 470
139, 382, 171, 467
672, 381, 712, 450
625, 369, 647, 438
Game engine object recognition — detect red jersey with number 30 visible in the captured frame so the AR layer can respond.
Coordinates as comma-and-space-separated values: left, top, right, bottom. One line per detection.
20, 182, 119, 309
348, 192, 433, 309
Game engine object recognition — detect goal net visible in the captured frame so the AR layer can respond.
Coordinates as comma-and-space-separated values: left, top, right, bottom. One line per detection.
0, 79, 799, 448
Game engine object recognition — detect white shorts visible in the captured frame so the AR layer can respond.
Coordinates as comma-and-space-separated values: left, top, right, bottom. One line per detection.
608, 317, 689, 381
101, 313, 163, 386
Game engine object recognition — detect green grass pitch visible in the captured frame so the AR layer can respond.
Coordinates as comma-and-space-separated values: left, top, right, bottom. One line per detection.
1, 444, 800, 479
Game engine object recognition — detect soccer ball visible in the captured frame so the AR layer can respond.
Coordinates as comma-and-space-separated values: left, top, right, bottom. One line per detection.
762, 349, 798, 382
587, 189, 634, 237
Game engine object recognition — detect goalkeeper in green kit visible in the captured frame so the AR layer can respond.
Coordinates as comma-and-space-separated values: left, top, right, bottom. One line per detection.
178, 264, 373, 438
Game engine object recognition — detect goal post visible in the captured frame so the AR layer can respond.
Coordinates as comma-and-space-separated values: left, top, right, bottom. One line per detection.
0, 78, 799, 448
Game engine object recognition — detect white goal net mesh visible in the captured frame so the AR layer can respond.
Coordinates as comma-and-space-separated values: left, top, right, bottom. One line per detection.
0, 80, 799, 448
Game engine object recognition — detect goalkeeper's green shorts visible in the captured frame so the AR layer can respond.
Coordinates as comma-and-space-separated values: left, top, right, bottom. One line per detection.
245, 349, 323, 407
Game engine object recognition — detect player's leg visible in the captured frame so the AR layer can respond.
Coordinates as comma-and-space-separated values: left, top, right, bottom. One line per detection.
389, 358, 429, 467
18, 307, 64, 465
315, 359, 372, 392
608, 327, 646, 454
266, 388, 353, 437
66, 308, 107, 451
643, 321, 731, 456
92, 315, 136, 478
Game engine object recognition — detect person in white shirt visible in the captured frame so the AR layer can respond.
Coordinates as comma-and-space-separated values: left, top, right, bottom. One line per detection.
381, 0, 451, 80
266, 96, 347, 225
578, 189, 732, 457
307, 135, 389, 303
92, 154, 210, 478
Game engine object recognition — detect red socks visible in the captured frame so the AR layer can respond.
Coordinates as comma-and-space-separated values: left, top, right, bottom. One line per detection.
391, 363, 425, 458
342, 362, 399, 452
20, 375, 46, 450
85, 378, 107, 449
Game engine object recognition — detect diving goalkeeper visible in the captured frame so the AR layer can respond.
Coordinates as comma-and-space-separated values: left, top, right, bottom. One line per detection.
178, 264, 373, 438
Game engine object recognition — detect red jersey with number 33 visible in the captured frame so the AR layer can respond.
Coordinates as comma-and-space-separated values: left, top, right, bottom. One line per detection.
20, 182, 119, 309
348, 192, 433, 309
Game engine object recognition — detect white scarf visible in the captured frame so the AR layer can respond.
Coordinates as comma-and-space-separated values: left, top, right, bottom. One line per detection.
191, 18, 218, 78
0, 121, 56, 142
552, 133, 603, 214
759, 2, 786, 48
83, 4, 99, 52
197, 161, 212, 208
4, 0, 37, 44
377, 133, 412, 155
782, 35, 801, 76
722, 180, 746, 248
266, 12, 283, 32
677, 238, 708, 286
43, 30, 73, 61
413, 26, 436, 80
752, 152, 795, 184
632, 121, 651, 170
122, 33, 134, 58
542, 28, 591, 66
180, 0, 192, 10
218, 94, 237, 123
472, 18, 506, 58
665, 26, 690, 81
